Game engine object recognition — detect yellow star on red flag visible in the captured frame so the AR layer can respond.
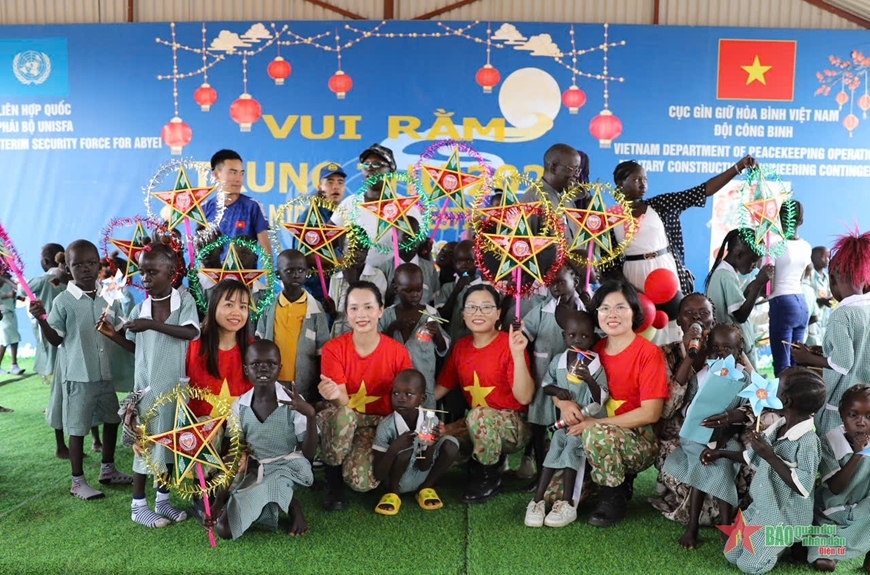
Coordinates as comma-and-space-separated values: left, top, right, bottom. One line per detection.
422, 147, 483, 210
109, 222, 150, 280
347, 380, 381, 413
151, 166, 218, 230
465, 372, 495, 408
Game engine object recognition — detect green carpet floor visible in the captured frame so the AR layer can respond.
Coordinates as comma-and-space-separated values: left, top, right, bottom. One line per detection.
0, 358, 861, 575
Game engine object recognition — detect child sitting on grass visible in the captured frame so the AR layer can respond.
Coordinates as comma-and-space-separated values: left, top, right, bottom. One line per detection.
372, 369, 459, 515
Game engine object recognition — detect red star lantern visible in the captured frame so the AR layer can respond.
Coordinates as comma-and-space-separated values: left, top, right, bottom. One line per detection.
743, 193, 789, 250
229, 93, 262, 132
422, 147, 484, 210
563, 185, 632, 256
282, 204, 349, 268
589, 109, 623, 148
199, 243, 267, 309
473, 178, 538, 235
359, 179, 420, 242
562, 85, 587, 114
267, 56, 292, 85
151, 166, 218, 231
193, 83, 218, 112
329, 71, 353, 100
161, 116, 192, 155
475, 64, 500, 94
109, 221, 151, 280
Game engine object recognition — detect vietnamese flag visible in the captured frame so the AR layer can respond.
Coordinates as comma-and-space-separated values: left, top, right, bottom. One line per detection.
717, 39, 797, 101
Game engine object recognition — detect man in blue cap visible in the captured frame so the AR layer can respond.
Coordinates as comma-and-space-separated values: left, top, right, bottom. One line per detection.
318, 162, 347, 205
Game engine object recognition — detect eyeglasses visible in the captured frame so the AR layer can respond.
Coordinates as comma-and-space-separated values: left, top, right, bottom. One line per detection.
463, 304, 498, 315
556, 163, 582, 175
597, 304, 631, 316
359, 161, 389, 171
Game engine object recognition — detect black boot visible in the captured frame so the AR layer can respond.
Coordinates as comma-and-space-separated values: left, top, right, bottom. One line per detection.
323, 465, 346, 511
624, 472, 637, 501
462, 457, 503, 504
588, 482, 628, 527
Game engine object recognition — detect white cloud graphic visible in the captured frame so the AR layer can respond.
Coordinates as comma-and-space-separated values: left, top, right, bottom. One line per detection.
491, 23, 527, 45
515, 34, 561, 57
210, 30, 251, 54
241, 23, 271, 42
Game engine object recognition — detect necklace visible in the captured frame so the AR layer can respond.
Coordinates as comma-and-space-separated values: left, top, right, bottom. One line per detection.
150, 292, 172, 302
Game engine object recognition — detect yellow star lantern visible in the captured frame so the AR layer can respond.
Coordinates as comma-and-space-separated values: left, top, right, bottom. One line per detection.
359, 178, 421, 243
347, 380, 381, 413
151, 166, 218, 231
281, 201, 348, 268
422, 147, 484, 210
558, 183, 637, 271
465, 372, 495, 408
479, 204, 557, 283
472, 175, 539, 235
199, 243, 267, 306
109, 221, 150, 280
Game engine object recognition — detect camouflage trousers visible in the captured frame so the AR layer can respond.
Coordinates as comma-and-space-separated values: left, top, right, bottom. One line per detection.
582, 423, 657, 488
444, 407, 531, 465
317, 405, 384, 492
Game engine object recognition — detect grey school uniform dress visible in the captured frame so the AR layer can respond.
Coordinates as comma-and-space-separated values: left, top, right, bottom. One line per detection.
378, 305, 450, 409
523, 297, 584, 426
372, 407, 459, 494
47, 282, 124, 437
0, 283, 20, 346
541, 351, 608, 471
815, 293, 870, 441
806, 425, 870, 563
377, 256, 441, 304
725, 417, 820, 575
662, 367, 748, 507
226, 384, 314, 540
127, 289, 200, 476
256, 290, 330, 399
25, 273, 65, 376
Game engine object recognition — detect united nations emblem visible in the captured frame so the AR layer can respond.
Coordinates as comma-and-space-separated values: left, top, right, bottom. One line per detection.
13, 50, 52, 85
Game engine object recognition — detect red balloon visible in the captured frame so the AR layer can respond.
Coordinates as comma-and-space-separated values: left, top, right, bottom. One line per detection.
652, 310, 669, 330
636, 293, 656, 333
644, 268, 680, 305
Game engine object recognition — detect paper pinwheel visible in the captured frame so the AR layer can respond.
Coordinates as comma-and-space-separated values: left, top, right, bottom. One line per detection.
738, 166, 795, 260
738, 371, 784, 420
680, 357, 747, 444
99, 270, 128, 321
707, 355, 744, 380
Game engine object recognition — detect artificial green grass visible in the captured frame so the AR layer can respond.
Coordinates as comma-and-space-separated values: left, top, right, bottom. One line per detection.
0, 360, 863, 575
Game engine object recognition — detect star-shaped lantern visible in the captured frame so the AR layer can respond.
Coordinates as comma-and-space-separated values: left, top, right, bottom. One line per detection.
151, 166, 218, 231
282, 202, 348, 268
358, 178, 420, 242
563, 184, 632, 256
479, 204, 556, 283
422, 147, 484, 210
199, 243, 267, 307
718, 509, 764, 554
109, 221, 151, 280
145, 394, 228, 486
743, 192, 790, 251
473, 176, 539, 235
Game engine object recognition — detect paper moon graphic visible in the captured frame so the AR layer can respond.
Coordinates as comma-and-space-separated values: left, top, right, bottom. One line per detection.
498, 67, 562, 128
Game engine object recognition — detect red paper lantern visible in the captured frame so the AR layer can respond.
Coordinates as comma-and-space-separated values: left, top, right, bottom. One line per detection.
589, 109, 623, 149
193, 83, 217, 112
229, 93, 262, 132
475, 64, 501, 94
859, 94, 870, 118
636, 293, 657, 334
644, 268, 680, 305
267, 56, 292, 86
835, 90, 849, 108
328, 71, 353, 100
652, 310, 669, 330
161, 116, 192, 155
562, 85, 587, 114
843, 113, 859, 137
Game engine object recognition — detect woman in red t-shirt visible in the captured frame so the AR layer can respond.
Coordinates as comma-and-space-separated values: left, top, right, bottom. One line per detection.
435, 284, 534, 504
186, 280, 253, 417
317, 281, 413, 511
566, 280, 668, 527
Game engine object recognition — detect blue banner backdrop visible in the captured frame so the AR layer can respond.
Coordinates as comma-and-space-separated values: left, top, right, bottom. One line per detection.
2, 20, 869, 349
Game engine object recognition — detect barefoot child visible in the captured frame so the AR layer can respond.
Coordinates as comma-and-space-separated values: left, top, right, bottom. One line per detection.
209, 340, 317, 539
29, 240, 132, 500
379, 263, 449, 409
98, 244, 200, 527
702, 367, 825, 575
806, 385, 870, 572
525, 310, 607, 528
372, 369, 459, 515
256, 249, 330, 399
662, 323, 749, 549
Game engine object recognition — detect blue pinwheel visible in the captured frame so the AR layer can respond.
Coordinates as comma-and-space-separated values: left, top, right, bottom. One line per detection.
706, 355, 744, 381
738, 371, 783, 418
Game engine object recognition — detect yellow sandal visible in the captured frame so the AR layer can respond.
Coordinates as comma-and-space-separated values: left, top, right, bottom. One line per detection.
375, 493, 401, 516
416, 488, 443, 510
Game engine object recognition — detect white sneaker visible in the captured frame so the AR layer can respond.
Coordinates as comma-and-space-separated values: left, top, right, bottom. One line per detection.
524, 500, 546, 527
516, 455, 536, 480
544, 500, 577, 528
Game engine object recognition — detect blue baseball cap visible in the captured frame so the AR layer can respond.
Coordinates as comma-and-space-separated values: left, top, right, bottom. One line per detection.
320, 162, 347, 179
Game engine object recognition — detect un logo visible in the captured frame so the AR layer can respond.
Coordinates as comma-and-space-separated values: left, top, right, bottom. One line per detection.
13, 50, 52, 85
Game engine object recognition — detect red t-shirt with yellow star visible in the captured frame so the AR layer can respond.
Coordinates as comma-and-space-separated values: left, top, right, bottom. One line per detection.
593, 335, 668, 417
321, 333, 414, 416
185, 338, 253, 417
437, 332, 530, 412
